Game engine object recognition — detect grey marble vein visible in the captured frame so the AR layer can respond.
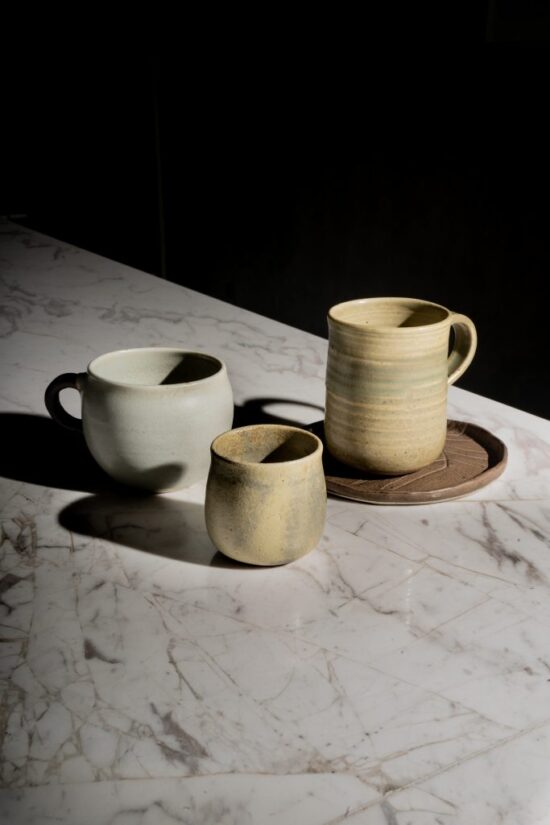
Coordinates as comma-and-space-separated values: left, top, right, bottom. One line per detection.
1, 221, 550, 824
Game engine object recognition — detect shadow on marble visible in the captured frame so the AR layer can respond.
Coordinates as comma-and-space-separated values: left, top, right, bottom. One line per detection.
0, 403, 322, 494
58, 493, 265, 570
0, 412, 113, 492
234, 397, 324, 428
0, 413, 200, 499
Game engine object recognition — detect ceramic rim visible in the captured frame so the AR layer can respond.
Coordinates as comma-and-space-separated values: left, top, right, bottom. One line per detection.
328, 296, 452, 332
210, 424, 323, 467
87, 347, 226, 389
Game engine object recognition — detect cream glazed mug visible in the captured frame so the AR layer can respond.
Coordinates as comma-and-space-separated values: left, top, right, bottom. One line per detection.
325, 297, 477, 475
45, 347, 234, 491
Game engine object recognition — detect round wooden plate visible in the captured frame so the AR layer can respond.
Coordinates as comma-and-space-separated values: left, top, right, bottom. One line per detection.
309, 419, 507, 505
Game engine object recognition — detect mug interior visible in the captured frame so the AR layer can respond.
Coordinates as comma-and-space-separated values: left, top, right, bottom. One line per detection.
213, 425, 321, 465
330, 298, 449, 329
90, 349, 222, 387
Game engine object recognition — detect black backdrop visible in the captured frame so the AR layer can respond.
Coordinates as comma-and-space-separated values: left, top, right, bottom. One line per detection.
5, 45, 550, 419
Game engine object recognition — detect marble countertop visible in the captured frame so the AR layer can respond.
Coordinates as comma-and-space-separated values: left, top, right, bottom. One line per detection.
1, 222, 550, 825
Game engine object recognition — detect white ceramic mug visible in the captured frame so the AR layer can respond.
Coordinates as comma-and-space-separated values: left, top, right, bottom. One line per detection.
45, 347, 234, 491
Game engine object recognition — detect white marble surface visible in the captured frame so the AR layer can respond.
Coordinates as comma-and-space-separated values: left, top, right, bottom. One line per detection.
1, 221, 550, 824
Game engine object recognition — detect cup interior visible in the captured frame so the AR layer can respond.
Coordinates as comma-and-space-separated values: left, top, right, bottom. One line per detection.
212, 425, 321, 465
330, 298, 449, 329
90, 349, 222, 387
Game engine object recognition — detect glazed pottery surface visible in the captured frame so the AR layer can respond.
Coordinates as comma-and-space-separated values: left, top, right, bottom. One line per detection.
325, 297, 477, 475
205, 424, 327, 566
45, 347, 234, 491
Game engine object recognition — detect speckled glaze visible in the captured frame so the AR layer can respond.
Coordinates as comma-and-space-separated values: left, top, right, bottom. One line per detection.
325, 297, 477, 475
205, 425, 327, 566
45, 347, 234, 491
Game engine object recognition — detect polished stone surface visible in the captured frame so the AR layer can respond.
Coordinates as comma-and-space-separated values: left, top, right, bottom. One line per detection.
1, 221, 550, 824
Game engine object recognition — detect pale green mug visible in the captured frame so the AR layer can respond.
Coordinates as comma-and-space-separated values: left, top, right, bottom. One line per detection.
325, 297, 477, 475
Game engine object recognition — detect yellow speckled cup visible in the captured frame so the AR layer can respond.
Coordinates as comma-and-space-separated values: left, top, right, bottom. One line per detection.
205, 425, 327, 566
325, 297, 477, 475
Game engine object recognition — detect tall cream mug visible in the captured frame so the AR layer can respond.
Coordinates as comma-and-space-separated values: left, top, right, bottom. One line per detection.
45, 347, 234, 491
325, 297, 477, 475
205, 424, 327, 566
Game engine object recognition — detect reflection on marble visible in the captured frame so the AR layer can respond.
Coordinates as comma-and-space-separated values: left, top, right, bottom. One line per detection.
1, 222, 550, 824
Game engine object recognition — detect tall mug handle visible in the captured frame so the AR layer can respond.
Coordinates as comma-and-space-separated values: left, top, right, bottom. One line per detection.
44, 373, 87, 431
447, 314, 477, 386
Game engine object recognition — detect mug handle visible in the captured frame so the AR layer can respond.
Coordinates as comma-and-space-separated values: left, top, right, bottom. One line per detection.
44, 373, 86, 432
447, 314, 477, 386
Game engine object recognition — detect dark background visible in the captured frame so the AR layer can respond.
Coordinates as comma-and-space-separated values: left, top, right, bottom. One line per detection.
4, 6, 550, 419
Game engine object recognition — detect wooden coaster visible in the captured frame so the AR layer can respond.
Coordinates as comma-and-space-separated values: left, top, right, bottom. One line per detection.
309, 420, 507, 505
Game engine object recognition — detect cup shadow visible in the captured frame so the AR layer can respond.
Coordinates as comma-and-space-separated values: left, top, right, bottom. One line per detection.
0, 412, 187, 494
0, 412, 113, 493
233, 397, 324, 428
3, 399, 325, 569
58, 493, 268, 570
0, 399, 324, 493
59, 494, 210, 565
